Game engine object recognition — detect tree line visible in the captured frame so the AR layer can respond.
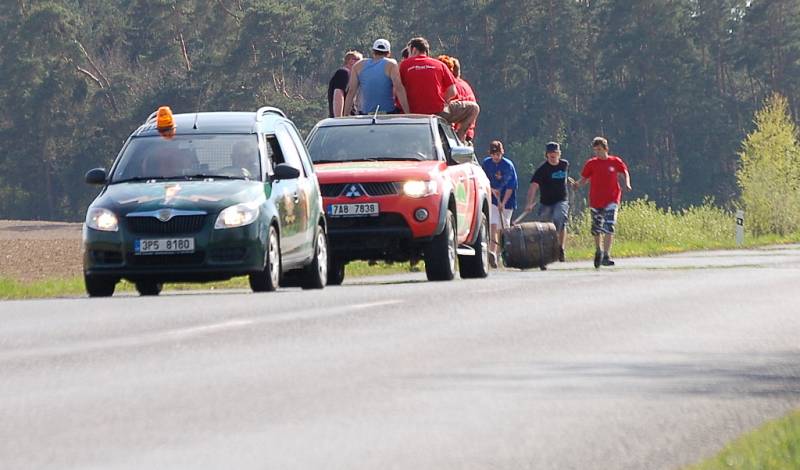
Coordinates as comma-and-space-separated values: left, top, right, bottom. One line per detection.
0, 0, 798, 221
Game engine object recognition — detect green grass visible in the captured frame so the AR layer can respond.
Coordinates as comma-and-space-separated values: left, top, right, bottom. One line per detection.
566, 199, 800, 260
0, 277, 90, 300
3, 198, 800, 300
686, 410, 800, 470
0, 260, 417, 300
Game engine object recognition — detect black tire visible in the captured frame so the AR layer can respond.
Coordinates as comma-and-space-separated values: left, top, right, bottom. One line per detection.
85, 274, 116, 297
249, 225, 280, 292
459, 212, 490, 279
327, 256, 345, 286
135, 281, 163, 296
425, 209, 457, 281
301, 227, 328, 289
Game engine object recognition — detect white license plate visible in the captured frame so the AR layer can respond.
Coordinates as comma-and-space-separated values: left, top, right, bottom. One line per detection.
328, 203, 379, 217
135, 238, 195, 254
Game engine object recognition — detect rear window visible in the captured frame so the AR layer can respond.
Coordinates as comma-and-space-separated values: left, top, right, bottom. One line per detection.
111, 134, 261, 182
307, 124, 435, 163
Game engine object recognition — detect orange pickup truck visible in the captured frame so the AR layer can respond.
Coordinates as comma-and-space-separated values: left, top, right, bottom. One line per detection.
306, 114, 491, 284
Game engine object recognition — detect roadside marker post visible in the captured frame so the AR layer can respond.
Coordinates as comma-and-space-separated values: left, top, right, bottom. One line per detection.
735, 209, 745, 246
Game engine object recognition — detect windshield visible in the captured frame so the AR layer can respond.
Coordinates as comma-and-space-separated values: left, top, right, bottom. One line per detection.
111, 134, 261, 183
307, 124, 435, 163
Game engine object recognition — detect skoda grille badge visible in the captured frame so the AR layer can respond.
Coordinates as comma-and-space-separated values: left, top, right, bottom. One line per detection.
157, 209, 173, 222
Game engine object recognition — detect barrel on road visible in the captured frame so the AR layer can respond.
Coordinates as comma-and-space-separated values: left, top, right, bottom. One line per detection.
501, 221, 559, 270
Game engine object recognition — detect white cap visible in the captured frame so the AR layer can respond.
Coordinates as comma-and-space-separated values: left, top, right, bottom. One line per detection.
372, 38, 391, 53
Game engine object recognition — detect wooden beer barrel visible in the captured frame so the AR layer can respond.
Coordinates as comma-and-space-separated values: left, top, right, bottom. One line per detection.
501, 221, 559, 270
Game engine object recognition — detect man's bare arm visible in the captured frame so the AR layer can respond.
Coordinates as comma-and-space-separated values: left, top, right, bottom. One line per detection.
341, 62, 362, 117
525, 182, 539, 211
444, 84, 457, 103
388, 62, 410, 113
501, 188, 513, 208
622, 170, 632, 191
332, 90, 345, 117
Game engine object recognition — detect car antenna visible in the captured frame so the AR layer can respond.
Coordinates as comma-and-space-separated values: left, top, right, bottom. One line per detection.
193, 89, 202, 129
371, 106, 380, 124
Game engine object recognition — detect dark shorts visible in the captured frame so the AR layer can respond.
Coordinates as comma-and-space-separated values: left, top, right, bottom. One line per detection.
590, 203, 618, 235
533, 200, 569, 231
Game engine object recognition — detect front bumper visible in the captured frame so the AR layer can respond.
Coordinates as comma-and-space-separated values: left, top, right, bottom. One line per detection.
324, 195, 442, 262
83, 220, 267, 282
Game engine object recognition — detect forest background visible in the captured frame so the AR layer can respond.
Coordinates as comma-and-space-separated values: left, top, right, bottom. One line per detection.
0, 0, 798, 222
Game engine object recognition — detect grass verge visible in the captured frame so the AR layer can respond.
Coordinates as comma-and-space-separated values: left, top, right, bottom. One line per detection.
0, 260, 416, 300
565, 199, 800, 260
686, 410, 800, 470
2, 199, 799, 300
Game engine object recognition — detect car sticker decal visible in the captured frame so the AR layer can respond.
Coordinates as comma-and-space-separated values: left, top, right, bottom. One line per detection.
165, 183, 182, 203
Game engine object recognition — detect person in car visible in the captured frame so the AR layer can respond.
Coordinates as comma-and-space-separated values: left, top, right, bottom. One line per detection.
399, 37, 479, 141
145, 147, 186, 177
481, 140, 518, 268
224, 141, 259, 178
343, 39, 409, 115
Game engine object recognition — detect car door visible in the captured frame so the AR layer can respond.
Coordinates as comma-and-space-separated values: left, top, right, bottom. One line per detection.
286, 122, 320, 259
271, 128, 307, 264
438, 122, 476, 243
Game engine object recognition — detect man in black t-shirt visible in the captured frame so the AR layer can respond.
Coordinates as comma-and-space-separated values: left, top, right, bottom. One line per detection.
327, 50, 363, 117
524, 142, 574, 262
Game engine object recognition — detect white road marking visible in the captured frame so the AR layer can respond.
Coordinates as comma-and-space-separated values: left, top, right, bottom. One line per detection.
0, 299, 405, 361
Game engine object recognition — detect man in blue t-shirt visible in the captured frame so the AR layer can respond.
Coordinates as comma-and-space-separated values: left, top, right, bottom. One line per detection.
524, 141, 573, 262
481, 140, 517, 268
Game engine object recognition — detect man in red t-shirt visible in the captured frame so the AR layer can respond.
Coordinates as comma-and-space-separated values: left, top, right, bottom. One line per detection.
574, 137, 632, 268
400, 37, 479, 141
437, 55, 478, 144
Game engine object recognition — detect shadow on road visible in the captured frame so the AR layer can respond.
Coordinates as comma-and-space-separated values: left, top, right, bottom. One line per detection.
410, 351, 800, 399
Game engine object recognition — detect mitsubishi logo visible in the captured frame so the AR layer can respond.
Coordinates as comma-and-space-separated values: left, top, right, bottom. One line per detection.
157, 209, 174, 222
344, 184, 365, 198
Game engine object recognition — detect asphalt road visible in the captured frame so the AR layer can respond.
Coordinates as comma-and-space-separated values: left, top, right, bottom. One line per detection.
2, 247, 800, 469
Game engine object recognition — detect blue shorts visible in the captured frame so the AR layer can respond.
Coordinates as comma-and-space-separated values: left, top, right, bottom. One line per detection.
534, 200, 569, 231
590, 203, 618, 235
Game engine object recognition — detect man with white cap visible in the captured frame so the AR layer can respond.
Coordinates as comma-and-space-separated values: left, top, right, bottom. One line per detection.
343, 38, 409, 115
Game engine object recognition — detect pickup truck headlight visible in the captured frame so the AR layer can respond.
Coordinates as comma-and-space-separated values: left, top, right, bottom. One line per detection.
403, 180, 438, 198
86, 208, 119, 232
215, 202, 260, 229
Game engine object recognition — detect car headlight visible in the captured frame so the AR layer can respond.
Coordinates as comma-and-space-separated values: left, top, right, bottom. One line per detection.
215, 202, 260, 229
86, 208, 119, 232
403, 180, 438, 198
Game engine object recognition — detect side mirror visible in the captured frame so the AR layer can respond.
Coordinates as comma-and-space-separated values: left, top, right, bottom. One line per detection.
449, 146, 475, 165
273, 163, 300, 180
85, 168, 107, 185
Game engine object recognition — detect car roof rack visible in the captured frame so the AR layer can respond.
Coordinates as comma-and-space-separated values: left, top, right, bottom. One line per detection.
143, 111, 158, 126
256, 106, 287, 121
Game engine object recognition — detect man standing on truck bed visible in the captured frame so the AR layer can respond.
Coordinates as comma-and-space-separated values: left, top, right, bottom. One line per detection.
328, 50, 362, 117
344, 39, 410, 115
400, 37, 479, 142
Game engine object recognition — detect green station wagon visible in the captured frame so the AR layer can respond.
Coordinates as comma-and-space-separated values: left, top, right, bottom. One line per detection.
82, 106, 327, 296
